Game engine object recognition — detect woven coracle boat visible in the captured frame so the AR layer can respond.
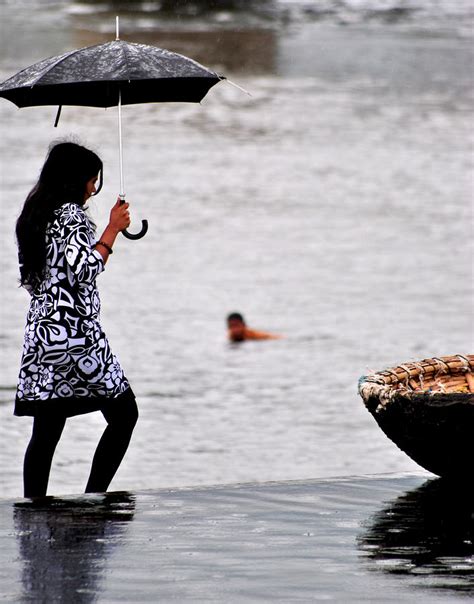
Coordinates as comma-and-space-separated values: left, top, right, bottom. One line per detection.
358, 354, 474, 478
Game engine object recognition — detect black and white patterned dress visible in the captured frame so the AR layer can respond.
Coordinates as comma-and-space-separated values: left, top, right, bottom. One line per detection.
15, 202, 132, 417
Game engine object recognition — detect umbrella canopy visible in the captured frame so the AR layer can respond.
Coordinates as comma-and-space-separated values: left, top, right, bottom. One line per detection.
0, 39, 222, 109
0, 27, 224, 239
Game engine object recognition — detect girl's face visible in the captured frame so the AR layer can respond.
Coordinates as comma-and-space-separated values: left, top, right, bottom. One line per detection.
84, 175, 99, 201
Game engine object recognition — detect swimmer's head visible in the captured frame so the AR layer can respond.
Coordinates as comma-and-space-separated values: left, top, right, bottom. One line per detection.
227, 312, 246, 342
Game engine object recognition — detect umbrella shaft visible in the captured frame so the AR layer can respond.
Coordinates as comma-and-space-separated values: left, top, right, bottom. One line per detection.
118, 88, 125, 199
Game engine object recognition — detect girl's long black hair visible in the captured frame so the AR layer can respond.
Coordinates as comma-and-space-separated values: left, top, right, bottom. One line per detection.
16, 142, 103, 291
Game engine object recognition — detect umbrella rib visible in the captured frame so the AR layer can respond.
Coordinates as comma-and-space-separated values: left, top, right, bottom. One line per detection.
122, 42, 131, 80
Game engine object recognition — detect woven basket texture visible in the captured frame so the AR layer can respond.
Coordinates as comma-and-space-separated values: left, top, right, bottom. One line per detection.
359, 355, 474, 478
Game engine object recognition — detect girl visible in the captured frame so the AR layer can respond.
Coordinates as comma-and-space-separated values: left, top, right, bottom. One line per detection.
15, 141, 138, 497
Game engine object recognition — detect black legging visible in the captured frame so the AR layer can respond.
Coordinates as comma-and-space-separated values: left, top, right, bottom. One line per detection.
23, 398, 138, 498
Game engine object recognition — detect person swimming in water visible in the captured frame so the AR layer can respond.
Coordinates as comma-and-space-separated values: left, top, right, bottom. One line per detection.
226, 312, 282, 342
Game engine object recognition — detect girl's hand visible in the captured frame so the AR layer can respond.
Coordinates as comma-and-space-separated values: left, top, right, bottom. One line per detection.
109, 198, 131, 233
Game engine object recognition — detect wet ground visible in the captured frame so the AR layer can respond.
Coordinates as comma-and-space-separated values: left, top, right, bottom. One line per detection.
1, 473, 473, 603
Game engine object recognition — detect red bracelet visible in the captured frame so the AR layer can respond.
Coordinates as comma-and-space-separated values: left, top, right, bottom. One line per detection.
97, 240, 113, 255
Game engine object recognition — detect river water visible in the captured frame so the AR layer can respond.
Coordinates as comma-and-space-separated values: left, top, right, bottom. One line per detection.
0, 1, 472, 499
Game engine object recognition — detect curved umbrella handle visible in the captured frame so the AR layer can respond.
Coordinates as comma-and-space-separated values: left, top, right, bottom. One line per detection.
119, 195, 148, 240
122, 220, 149, 240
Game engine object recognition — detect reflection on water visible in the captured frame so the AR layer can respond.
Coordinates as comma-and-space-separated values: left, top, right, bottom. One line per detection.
14, 493, 135, 603
80, 0, 274, 16
5, 476, 474, 602
359, 479, 474, 595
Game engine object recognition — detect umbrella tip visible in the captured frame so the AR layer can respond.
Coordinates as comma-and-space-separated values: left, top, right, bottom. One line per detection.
225, 78, 252, 97
116, 16, 120, 41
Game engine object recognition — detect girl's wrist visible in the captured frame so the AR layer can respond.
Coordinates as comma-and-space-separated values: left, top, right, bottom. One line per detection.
106, 223, 121, 236
96, 240, 113, 255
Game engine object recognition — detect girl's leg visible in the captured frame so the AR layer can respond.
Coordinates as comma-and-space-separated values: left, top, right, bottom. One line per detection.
23, 414, 66, 498
85, 397, 138, 493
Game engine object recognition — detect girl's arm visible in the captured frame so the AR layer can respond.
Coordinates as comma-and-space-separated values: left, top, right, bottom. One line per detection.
94, 199, 131, 263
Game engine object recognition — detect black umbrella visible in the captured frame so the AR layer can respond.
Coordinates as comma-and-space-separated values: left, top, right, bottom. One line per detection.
0, 18, 224, 239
